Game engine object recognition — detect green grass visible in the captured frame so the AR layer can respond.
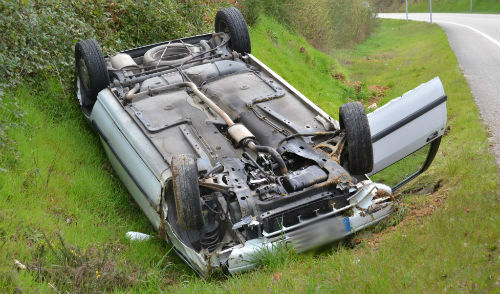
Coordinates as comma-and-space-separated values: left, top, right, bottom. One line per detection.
388, 0, 500, 13
0, 80, 195, 293
249, 19, 366, 116
1, 16, 499, 293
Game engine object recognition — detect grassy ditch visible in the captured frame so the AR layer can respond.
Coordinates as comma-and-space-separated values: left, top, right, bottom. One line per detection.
171, 17, 500, 293
409, 0, 499, 12
0, 16, 499, 293
372, 0, 500, 13
240, 0, 376, 50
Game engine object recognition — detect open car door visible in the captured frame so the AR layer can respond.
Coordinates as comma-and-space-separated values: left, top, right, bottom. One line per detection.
367, 77, 447, 191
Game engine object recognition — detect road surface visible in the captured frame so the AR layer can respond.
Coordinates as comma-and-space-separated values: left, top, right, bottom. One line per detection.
378, 13, 500, 165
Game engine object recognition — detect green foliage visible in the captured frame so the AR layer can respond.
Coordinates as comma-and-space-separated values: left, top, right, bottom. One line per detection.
0, 88, 27, 172
250, 17, 373, 117
239, 0, 292, 26
290, 0, 377, 49
240, 0, 377, 50
0, 0, 230, 87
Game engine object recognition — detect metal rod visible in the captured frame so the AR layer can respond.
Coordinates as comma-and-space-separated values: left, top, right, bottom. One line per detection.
276, 131, 339, 149
406, 0, 408, 22
429, 0, 433, 24
470, 0, 472, 13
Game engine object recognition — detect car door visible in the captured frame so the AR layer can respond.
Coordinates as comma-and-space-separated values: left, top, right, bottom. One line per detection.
367, 77, 447, 190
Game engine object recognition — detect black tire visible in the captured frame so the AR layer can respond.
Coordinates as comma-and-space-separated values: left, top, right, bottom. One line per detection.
215, 7, 251, 54
339, 102, 373, 174
75, 39, 109, 114
171, 154, 204, 231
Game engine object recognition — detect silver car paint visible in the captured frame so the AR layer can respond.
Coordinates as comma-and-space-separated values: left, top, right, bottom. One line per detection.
368, 77, 447, 174
91, 92, 163, 223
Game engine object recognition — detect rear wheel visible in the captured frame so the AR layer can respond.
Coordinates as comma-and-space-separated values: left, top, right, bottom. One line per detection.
171, 154, 204, 231
75, 39, 109, 115
339, 102, 373, 174
215, 7, 251, 54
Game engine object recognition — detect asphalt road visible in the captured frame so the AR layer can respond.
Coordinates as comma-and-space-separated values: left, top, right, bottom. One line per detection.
378, 13, 500, 165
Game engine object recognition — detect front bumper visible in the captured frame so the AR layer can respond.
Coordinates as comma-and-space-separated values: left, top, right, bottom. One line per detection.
166, 181, 393, 276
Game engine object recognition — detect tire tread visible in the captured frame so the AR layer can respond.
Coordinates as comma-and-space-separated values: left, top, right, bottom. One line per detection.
215, 7, 251, 53
339, 102, 373, 174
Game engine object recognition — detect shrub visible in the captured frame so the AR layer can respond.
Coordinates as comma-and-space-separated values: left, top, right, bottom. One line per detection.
0, 0, 230, 88
240, 0, 377, 50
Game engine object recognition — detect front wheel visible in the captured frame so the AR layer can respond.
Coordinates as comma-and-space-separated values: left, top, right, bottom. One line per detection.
171, 154, 204, 231
339, 102, 373, 174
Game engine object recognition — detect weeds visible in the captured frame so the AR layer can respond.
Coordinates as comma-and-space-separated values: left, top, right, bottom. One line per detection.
250, 241, 297, 271
0, 88, 27, 171
240, 0, 377, 50
29, 232, 134, 294
371, 202, 410, 233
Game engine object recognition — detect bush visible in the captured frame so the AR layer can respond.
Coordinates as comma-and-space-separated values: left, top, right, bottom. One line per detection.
0, 0, 230, 88
239, 0, 293, 26
240, 0, 377, 50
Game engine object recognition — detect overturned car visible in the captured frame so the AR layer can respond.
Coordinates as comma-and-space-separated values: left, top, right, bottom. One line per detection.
74, 7, 447, 275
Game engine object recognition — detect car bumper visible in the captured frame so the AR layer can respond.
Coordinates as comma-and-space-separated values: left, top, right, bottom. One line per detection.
165, 181, 393, 276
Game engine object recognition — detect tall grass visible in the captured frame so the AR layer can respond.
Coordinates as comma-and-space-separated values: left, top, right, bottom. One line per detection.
240, 0, 377, 50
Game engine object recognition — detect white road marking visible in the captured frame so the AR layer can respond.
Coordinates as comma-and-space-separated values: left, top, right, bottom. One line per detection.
434, 20, 500, 48
378, 14, 500, 48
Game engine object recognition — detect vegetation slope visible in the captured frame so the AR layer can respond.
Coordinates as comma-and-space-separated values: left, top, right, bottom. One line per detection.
0, 14, 500, 293
1, 13, 499, 292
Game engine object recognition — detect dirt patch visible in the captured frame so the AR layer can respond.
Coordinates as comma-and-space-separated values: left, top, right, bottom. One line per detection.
331, 72, 346, 82
359, 181, 449, 248
364, 85, 391, 108
374, 188, 392, 200
368, 85, 390, 98
331, 72, 391, 103
405, 187, 448, 222
345, 81, 363, 93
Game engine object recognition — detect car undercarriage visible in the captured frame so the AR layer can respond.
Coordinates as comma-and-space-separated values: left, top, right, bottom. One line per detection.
74, 7, 447, 275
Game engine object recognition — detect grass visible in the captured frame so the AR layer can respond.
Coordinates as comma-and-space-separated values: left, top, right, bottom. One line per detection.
1, 16, 499, 293
0, 80, 195, 293
385, 0, 500, 13
249, 19, 366, 117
